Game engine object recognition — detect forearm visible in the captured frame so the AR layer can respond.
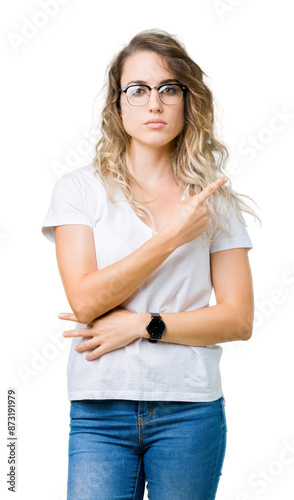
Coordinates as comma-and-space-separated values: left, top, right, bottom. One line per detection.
140, 304, 253, 345
63, 303, 253, 362
75, 229, 176, 324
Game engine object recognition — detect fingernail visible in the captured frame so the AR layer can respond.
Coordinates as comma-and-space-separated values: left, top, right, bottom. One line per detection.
59, 313, 66, 318
223, 176, 228, 183
63, 332, 68, 337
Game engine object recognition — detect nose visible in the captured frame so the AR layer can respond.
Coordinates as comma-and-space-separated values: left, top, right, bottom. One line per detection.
148, 88, 163, 112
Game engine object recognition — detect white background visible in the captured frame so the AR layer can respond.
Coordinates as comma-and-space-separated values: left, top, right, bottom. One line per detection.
1, 1, 294, 499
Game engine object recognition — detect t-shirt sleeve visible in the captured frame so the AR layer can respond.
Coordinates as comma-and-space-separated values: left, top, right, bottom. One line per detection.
41, 173, 93, 244
210, 196, 253, 254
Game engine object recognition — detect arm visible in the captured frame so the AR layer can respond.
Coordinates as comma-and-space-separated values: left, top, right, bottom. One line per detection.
55, 225, 178, 324
158, 247, 254, 344
63, 247, 254, 361
55, 177, 228, 324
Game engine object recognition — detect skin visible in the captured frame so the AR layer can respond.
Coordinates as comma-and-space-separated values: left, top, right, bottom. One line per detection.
55, 50, 254, 360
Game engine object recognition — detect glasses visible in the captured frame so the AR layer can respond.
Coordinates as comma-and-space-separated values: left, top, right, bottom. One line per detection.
120, 83, 188, 107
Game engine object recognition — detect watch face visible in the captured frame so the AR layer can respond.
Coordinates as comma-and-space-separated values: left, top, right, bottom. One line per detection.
147, 318, 166, 339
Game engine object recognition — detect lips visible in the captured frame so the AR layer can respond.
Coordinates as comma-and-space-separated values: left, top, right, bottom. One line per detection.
144, 119, 167, 129
144, 119, 167, 125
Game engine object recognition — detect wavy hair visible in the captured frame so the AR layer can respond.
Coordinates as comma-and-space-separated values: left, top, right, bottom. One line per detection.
92, 28, 260, 241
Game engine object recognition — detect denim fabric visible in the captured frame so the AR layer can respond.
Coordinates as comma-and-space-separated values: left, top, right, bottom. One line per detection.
67, 397, 227, 499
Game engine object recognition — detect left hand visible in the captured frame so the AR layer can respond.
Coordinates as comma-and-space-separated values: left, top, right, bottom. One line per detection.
59, 308, 148, 360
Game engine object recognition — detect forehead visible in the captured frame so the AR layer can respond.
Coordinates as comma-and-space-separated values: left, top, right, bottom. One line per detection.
121, 51, 176, 85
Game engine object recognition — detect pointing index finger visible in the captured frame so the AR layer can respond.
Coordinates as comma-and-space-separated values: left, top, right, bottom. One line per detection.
196, 177, 228, 204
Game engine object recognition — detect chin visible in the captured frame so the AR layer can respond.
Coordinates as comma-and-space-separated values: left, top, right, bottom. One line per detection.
143, 139, 174, 149
138, 132, 180, 148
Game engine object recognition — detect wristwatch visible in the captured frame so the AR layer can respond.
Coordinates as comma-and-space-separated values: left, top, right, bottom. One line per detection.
146, 313, 166, 343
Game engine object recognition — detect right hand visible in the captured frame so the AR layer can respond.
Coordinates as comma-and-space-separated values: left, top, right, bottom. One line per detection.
162, 177, 228, 247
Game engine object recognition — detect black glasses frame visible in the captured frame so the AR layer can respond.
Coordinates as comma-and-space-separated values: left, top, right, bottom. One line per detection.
120, 83, 188, 106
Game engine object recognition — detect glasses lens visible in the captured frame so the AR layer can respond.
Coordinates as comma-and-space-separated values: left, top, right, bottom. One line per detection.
124, 84, 185, 106
159, 85, 183, 105
126, 85, 149, 106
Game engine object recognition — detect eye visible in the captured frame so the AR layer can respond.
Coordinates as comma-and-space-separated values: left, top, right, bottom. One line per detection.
127, 85, 149, 97
160, 85, 179, 95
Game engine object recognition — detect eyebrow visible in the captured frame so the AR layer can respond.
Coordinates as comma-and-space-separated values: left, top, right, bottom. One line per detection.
125, 79, 180, 86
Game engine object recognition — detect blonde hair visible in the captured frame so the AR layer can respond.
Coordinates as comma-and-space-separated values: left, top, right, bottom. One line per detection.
92, 28, 260, 241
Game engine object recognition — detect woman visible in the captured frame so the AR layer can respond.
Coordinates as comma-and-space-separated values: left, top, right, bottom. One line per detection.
42, 29, 259, 500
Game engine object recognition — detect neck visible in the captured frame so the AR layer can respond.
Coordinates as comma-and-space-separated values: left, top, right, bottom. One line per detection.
127, 140, 174, 185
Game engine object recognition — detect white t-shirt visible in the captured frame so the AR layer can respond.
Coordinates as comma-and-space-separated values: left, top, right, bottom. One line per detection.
41, 164, 253, 402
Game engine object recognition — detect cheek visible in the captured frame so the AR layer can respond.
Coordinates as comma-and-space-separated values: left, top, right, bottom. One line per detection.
120, 102, 138, 134
170, 107, 185, 134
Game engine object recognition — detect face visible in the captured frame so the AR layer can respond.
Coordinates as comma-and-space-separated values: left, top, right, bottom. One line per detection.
120, 51, 185, 151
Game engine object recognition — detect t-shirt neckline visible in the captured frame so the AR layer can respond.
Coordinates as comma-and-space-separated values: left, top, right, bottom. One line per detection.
118, 185, 188, 235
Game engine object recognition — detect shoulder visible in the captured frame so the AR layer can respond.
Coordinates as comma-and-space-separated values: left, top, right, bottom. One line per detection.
42, 165, 107, 243
50, 165, 108, 221
213, 192, 246, 226
51, 165, 108, 211
55, 164, 105, 193
210, 192, 253, 253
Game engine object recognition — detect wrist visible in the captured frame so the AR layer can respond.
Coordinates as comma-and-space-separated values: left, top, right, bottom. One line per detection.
154, 228, 178, 254
138, 313, 151, 339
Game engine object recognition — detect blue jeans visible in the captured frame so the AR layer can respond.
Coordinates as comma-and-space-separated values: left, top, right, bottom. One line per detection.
67, 398, 227, 499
